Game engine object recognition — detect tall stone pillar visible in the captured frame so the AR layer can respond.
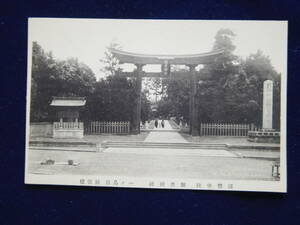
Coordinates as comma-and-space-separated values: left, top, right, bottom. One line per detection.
262, 80, 273, 130
188, 65, 199, 136
132, 64, 143, 134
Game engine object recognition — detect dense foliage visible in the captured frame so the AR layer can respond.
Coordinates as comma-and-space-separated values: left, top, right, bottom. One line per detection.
30, 42, 151, 124
156, 29, 281, 129
31, 42, 96, 121
85, 75, 150, 123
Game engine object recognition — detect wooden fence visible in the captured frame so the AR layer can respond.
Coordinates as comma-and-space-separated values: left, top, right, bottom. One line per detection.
199, 123, 259, 136
84, 121, 130, 135
53, 122, 83, 130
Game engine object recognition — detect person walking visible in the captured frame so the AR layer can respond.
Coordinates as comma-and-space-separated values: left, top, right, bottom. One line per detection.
161, 119, 165, 128
154, 119, 158, 128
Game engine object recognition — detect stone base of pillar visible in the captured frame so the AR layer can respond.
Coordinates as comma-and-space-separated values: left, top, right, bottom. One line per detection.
248, 130, 280, 143
191, 128, 199, 136
131, 129, 140, 135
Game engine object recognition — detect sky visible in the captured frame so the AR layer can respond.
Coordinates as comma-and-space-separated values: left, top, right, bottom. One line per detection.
28, 18, 287, 80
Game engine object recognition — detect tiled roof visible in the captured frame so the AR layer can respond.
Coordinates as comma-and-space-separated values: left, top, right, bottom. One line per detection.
50, 97, 86, 106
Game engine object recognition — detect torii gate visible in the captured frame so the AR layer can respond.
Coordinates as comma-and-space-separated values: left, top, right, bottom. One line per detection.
109, 48, 223, 136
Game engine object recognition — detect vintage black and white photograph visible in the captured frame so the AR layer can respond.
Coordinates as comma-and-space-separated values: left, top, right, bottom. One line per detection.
25, 18, 287, 192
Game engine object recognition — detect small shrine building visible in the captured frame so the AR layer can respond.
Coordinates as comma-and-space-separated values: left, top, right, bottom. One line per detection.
50, 97, 86, 138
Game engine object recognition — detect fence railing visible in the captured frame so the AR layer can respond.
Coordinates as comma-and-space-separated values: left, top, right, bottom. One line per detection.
199, 123, 259, 136
85, 121, 130, 135
53, 122, 83, 130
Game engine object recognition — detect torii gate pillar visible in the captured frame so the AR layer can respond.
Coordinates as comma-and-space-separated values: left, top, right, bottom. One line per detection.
189, 65, 199, 136
132, 64, 143, 134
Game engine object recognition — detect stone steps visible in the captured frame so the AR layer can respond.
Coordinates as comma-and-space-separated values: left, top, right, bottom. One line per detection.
29, 140, 279, 152
29, 140, 228, 151
29, 140, 98, 152
29, 140, 228, 152
101, 141, 227, 149
29, 140, 96, 148
29, 146, 97, 152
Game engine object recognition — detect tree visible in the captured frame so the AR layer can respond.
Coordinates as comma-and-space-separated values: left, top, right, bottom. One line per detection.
160, 69, 190, 120
141, 92, 151, 122
198, 28, 241, 122
54, 58, 96, 97
244, 50, 279, 81
205, 28, 239, 83
100, 42, 123, 77
31, 42, 57, 121
87, 75, 135, 121
30, 42, 97, 122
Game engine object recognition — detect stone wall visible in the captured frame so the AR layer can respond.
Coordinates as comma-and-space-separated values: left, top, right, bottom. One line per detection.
30, 122, 53, 137
53, 129, 83, 138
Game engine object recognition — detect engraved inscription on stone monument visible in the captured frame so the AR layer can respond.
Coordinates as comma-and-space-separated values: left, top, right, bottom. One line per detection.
262, 80, 273, 130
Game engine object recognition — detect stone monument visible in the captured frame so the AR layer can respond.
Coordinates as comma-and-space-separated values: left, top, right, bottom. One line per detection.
248, 80, 280, 143
262, 80, 273, 130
